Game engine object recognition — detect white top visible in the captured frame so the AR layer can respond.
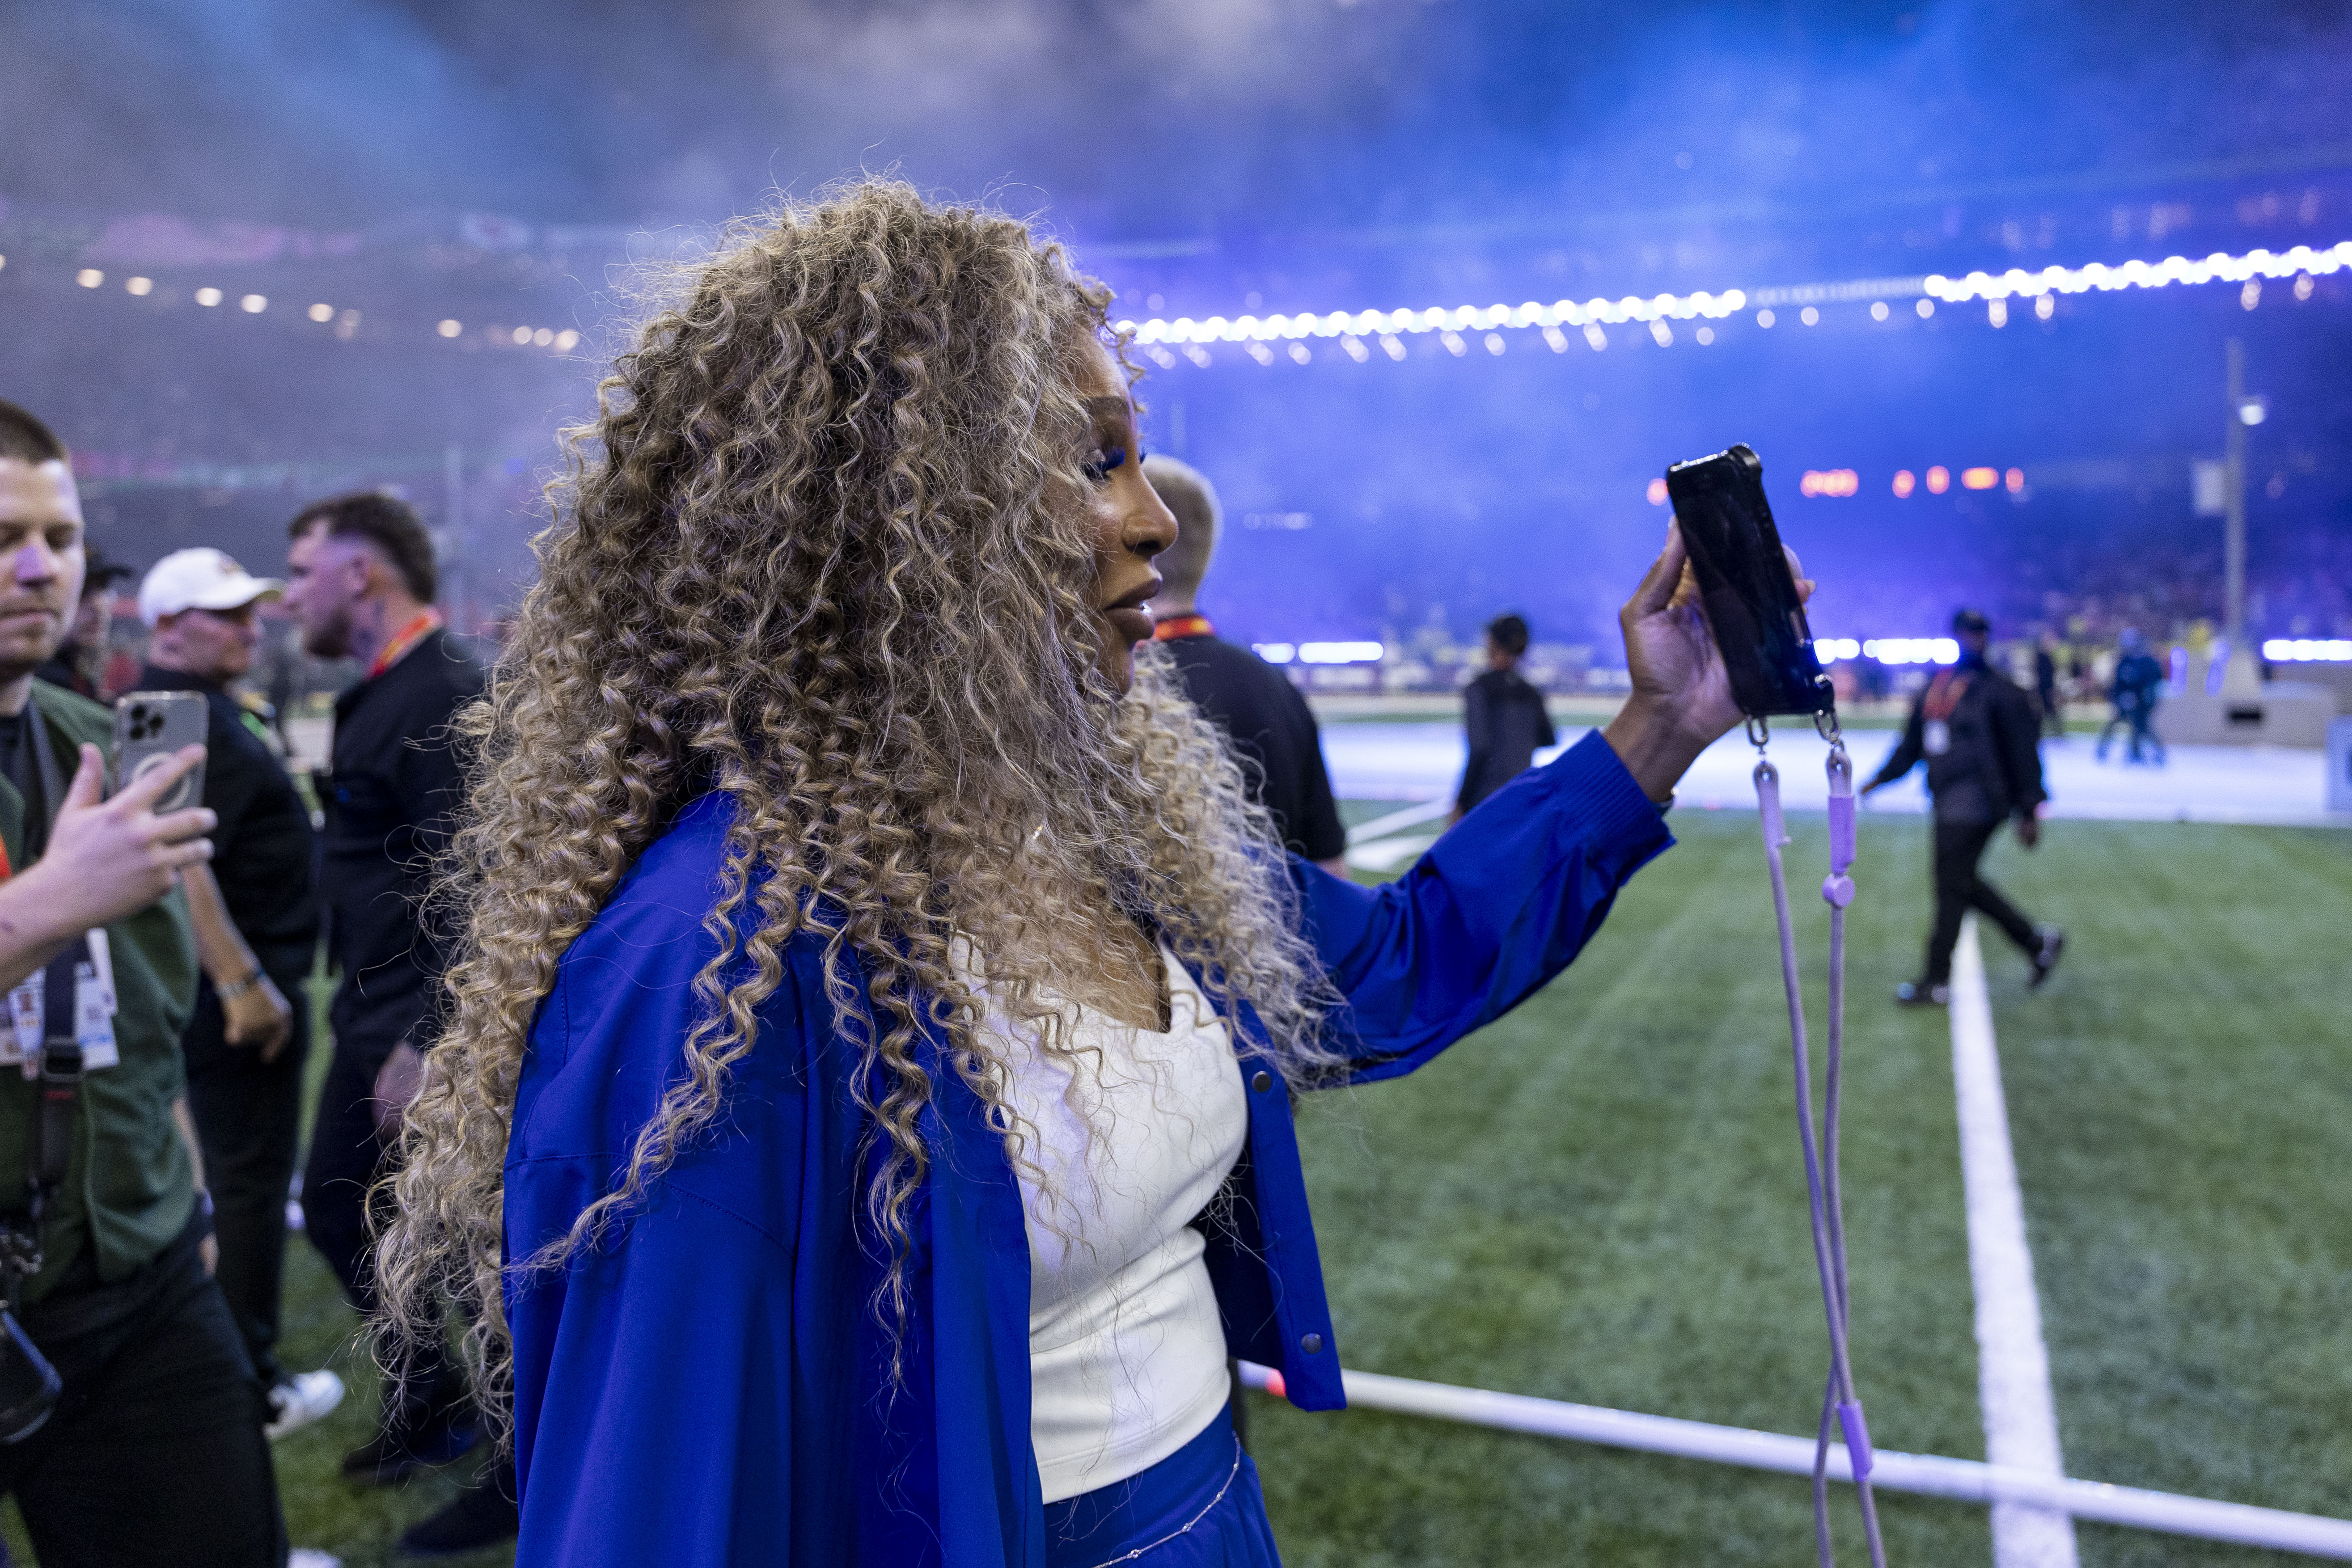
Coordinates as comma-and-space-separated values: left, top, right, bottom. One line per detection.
978, 946, 1249, 1504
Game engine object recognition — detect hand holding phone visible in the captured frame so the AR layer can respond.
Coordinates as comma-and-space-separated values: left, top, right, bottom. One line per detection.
114, 692, 210, 811
1603, 504, 1819, 801
1664, 444, 1834, 720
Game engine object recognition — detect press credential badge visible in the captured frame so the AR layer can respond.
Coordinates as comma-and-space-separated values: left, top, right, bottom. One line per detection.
2, 931, 120, 1076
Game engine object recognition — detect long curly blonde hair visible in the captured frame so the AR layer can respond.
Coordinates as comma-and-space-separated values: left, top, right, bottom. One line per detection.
375, 180, 1341, 1418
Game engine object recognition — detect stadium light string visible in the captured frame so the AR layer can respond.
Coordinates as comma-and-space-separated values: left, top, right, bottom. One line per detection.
8, 238, 2340, 361
4, 252, 582, 355
1113, 240, 2352, 366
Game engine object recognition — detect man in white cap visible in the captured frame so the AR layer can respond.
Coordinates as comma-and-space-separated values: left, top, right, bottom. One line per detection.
135, 547, 343, 1438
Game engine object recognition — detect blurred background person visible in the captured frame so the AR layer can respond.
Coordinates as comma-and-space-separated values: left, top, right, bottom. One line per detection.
2035, 630, 2064, 737
1862, 608, 2064, 1005
1452, 613, 1556, 821
32, 545, 131, 702
135, 546, 341, 1439
281, 493, 505, 1553
1143, 455, 1348, 875
0, 399, 288, 1566
2098, 627, 2168, 765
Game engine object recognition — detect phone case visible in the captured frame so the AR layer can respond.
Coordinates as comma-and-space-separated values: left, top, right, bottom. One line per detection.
113, 692, 209, 812
1663, 445, 1835, 718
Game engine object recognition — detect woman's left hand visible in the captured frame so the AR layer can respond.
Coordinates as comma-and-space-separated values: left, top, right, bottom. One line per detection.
1601, 521, 1814, 801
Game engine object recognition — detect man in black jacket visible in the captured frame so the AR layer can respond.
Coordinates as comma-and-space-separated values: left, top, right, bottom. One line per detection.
1455, 613, 1557, 817
1142, 457, 1348, 874
282, 491, 509, 1553
1862, 609, 2064, 1005
133, 546, 341, 1437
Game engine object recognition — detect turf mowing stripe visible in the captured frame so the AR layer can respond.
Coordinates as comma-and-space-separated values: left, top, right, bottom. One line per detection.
1951, 916, 2079, 1568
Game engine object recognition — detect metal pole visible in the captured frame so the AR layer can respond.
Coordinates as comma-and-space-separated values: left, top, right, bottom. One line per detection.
442, 443, 466, 634
2224, 338, 2246, 651
1238, 1363, 2352, 1559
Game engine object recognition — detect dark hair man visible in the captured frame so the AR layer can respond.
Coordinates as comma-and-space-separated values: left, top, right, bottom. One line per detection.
1453, 613, 1557, 819
135, 547, 342, 1438
1862, 608, 2064, 1005
283, 491, 505, 1552
1142, 457, 1348, 875
33, 545, 131, 701
0, 399, 288, 1562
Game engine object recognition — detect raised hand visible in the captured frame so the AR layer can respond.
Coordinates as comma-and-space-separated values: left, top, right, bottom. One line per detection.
25, 744, 215, 930
1602, 522, 1815, 801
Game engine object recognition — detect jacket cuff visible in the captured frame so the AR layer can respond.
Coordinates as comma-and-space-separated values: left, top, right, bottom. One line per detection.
1540, 731, 1676, 867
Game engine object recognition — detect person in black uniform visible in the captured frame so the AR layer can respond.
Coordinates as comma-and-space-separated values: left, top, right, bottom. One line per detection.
281, 492, 509, 1553
1142, 456, 1348, 875
1862, 609, 2064, 1005
1453, 613, 1557, 819
2033, 631, 2063, 737
132, 546, 342, 1438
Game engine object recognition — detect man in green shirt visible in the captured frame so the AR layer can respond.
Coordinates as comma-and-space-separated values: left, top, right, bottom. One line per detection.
0, 400, 288, 1566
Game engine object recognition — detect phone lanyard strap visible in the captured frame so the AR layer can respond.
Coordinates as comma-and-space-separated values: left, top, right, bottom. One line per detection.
11, 692, 90, 1298
1755, 742, 1888, 1568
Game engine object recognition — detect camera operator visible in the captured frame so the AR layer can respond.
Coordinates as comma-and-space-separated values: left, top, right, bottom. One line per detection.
282, 492, 503, 1552
0, 400, 286, 1565
135, 548, 342, 1438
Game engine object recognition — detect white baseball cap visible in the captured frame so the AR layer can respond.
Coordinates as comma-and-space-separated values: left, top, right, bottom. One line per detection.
137, 548, 286, 628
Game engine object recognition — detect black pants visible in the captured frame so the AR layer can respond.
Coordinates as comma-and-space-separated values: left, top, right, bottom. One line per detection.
0, 1218, 287, 1568
2097, 702, 2164, 763
1925, 818, 2042, 985
182, 960, 311, 1388
303, 1047, 458, 1432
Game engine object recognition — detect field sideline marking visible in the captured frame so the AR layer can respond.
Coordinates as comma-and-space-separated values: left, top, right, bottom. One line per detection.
1237, 1361, 2352, 1557
1951, 916, 2080, 1568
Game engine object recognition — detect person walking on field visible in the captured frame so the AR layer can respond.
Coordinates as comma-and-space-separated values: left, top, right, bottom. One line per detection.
2096, 627, 2166, 765
1452, 613, 1556, 820
1141, 456, 1348, 876
2033, 631, 2064, 738
1863, 608, 2064, 1006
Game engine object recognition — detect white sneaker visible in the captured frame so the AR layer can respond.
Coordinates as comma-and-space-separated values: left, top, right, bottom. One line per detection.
288, 1551, 342, 1568
266, 1368, 347, 1440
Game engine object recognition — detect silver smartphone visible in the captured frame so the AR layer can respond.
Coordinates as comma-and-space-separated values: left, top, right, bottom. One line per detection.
113, 691, 209, 811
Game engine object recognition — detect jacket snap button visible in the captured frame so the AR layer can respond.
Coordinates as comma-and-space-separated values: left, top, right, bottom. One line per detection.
1251, 1071, 1272, 1093
1300, 1332, 1323, 1354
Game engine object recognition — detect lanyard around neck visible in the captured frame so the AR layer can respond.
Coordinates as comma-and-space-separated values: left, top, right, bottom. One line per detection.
368, 609, 444, 680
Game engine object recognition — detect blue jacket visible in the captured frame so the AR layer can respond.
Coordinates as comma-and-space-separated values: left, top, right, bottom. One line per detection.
505, 731, 1672, 1566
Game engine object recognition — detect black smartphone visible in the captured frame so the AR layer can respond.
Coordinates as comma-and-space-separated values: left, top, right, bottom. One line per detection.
1663, 444, 1834, 719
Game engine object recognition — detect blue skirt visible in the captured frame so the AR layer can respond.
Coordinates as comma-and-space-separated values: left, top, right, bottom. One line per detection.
1042, 1410, 1281, 1568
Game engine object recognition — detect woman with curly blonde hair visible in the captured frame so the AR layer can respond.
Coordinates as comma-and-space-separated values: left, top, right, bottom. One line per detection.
378, 179, 1770, 1567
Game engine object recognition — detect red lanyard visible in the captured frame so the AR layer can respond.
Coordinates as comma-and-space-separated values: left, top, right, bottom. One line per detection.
367, 609, 444, 680
1923, 669, 1973, 723
1152, 613, 1213, 642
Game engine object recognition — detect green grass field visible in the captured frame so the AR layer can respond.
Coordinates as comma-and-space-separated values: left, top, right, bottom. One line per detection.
1252, 810, 2352, 1567
19, 811, 2342, 1566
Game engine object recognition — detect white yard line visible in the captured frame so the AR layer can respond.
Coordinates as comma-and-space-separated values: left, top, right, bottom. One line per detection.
1235, 1362, 2352, 1558
1951, 915, 2080, 1568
